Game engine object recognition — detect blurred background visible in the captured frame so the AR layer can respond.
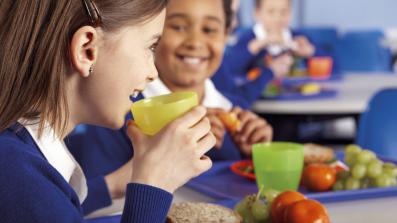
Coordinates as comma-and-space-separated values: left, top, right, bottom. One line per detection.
238, 0, 397, 70
233, 0, 397, 157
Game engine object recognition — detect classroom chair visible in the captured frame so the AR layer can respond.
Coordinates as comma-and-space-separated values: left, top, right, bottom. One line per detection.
356, 88, 397, 159
334, 30, 392, 73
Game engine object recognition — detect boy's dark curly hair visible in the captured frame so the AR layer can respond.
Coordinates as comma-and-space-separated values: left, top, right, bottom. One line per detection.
223, 0, 233, 30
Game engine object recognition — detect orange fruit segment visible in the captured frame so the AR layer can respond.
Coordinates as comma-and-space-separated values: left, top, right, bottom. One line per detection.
218, 112, 241, 133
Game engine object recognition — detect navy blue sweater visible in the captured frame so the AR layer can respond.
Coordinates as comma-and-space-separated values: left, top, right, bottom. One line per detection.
225, 27, 315, 75
0, 124, 172, 223
212, 62, 274, 107
213, 27, 323, 106
66, 92, 248, 214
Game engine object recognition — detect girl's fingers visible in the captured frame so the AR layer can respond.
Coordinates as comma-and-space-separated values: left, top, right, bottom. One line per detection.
197, 132, 216, 155
126, 120, 146, 145
193, 155, 213, 177
172, 106, 207, 129
190, 117, 212, 142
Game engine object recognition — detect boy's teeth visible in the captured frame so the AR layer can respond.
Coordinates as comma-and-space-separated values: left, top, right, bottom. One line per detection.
183, 57, 201, 65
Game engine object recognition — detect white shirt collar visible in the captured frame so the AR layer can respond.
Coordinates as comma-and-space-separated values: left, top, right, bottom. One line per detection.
253, 23, 297, 55
142, 78, 233, 111
19, 119, 87, 203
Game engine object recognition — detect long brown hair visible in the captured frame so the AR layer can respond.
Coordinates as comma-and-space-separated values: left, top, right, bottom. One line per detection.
0, 0, 168, 136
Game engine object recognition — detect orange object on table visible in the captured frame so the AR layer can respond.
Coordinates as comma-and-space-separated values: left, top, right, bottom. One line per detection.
271, 191, 306, 223
283, 199, 330, 223
308, 57, 333, 79
302, 164, 337, 192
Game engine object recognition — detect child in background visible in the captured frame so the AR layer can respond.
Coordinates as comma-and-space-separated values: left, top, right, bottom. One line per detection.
212, 0, 309, 106
221, 0, 316, 98
211, 0, 276, 106
66, 0, 273, 215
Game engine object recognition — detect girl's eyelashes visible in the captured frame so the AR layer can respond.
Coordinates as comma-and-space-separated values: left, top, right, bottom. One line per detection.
149, 38, 161, 53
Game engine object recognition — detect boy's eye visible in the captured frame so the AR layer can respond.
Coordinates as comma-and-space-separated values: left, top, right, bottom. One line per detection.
169, 24, 187, 32
203, 26, 219, 34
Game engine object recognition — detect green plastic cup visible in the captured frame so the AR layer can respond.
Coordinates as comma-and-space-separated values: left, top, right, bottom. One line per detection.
131, 92, 198, 135
252, 142, 304, 191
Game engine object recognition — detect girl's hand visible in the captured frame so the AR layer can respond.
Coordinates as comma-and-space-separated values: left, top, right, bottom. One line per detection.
231, 107, 273, 157
127, 106, 216, 193
206, 108, 226, 149
293, 36, 315, 58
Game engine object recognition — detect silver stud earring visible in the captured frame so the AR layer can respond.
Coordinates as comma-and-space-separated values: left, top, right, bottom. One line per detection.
89, 66, 94, 75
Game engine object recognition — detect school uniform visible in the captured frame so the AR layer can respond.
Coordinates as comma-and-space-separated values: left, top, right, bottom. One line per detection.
212, 60, 274, 107
66, 78, 250, 214
216, 24, 321, 105
0, 120, 172, 223
225, 24, 312, 74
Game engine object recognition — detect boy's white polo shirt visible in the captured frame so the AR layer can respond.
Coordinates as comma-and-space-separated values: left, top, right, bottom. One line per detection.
253, 23, 297, 55
142, 78, 233, 111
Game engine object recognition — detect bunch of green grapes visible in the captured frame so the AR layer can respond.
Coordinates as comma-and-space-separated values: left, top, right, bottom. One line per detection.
234, 189, 280, 223
333, 145, 397, 191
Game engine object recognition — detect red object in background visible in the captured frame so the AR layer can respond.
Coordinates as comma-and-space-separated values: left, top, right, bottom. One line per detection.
308, 57, 333, 79
247, 67, 262, 81
230, 160, 256, 180
302, 164, 337, 192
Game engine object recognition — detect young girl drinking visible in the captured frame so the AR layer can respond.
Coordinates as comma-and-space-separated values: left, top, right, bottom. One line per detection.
66, 0, 273, 215
0, 0, 215, 222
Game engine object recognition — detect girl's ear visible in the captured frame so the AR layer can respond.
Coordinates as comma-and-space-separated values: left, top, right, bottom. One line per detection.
70, 26, 100, 78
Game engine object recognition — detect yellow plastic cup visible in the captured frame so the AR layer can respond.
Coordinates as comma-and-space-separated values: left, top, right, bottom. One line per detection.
252, 142, 304, 191
131, 92, 198, 135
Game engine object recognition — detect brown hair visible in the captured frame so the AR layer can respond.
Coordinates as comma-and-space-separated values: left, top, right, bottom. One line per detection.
0, 0, 168, 136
